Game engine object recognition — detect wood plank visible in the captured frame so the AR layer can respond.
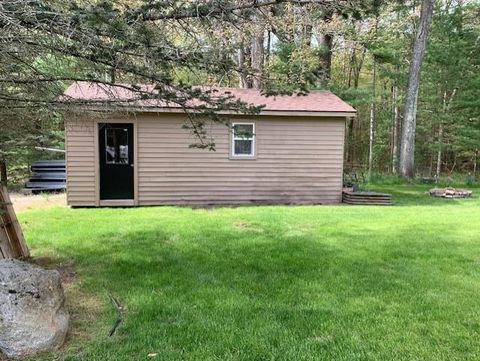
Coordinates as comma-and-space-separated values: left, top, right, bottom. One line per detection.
0, 198, 17, 259
342, 190, 392, 206
344, 203, 392, 205
342, 191, 391, 197
343, 197, 392, 201
0, 227, 14, 259
343, 194, 392, 199
343, 200, 392, 205
343, 198, 392, 202
0, 186, 29, 258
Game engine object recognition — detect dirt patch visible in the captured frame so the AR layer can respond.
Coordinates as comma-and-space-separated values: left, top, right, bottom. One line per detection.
9, 192, 67, 213
56, 263, 78, 286
26, 257, 105, 357
233, 221, 264, 233
30, 257, 78, 286
63, 282, 104, 345
233, 222, 251, 230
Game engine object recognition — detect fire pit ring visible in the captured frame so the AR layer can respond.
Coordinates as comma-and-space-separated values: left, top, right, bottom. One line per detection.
429, 188, 473, 199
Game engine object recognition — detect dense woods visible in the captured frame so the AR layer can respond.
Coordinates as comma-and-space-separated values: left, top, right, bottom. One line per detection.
0, 0, 479, 184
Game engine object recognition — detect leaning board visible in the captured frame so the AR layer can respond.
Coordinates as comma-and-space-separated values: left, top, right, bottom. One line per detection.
0, 186, 29, 259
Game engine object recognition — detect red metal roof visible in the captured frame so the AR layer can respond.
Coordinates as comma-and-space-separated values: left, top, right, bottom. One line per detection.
63, 81, 356, 114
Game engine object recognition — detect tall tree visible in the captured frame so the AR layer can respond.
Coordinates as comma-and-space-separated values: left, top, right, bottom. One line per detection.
250, 10, 266, 89
367, 15, 379, 179
317, 22, 334, 85
399, 0, 435, 178
2, 0, 479, 183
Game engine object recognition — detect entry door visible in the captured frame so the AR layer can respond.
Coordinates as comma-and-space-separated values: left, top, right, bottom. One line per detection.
99, 123, 134, 200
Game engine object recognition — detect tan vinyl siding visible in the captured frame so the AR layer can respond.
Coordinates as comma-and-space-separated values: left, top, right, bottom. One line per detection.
65, 118, 96, 206
137, 114, 345, 205
65, 113, 346, 206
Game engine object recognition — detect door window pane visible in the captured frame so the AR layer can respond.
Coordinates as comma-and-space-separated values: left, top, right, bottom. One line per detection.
106, 128, 129, 164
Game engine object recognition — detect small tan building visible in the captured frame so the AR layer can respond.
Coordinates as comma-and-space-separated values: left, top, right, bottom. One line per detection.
63, 82, 356, 207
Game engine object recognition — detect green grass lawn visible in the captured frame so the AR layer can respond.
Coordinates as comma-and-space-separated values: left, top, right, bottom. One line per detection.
18, 185, 480, 361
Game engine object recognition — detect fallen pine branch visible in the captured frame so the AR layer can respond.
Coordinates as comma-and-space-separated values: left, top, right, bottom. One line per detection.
107, 291, 123, 337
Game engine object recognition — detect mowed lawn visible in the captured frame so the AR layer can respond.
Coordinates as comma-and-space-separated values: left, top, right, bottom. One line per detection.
18, 185, 480, 361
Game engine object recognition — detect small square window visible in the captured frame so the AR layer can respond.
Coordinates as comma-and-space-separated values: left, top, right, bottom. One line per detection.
232, 123, 255, 157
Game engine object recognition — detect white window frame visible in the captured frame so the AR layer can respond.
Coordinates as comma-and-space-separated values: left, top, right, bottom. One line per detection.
231, 122, 255, 158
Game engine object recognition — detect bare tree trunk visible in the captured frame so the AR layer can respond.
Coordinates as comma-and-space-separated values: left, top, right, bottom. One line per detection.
368, 17, 378, 180
474, 150, 478, 177
250, 11, 265, 89
368, 106, 375, 179
238, 48, 248, 88
399, 0, 435, 179
345, 45, 364, 166
435, 90, 447, 179
304, 23, 313, 47
450, 155, 457, 174
0, 157, 7, 186
435, 123, 443, 179
392, 10, 401, 175
392, 84, 400, 174
346, 117, 354, 164
238, 47, 251, 88
435, 88, 457, 180
266, 30, 271, 68
353, 47, 366, 89
318, 33, 333, 85
368, 58, 376, 180
347, 47, 355, 88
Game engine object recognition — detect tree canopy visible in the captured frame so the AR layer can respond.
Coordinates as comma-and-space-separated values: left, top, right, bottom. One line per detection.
1, 0, 479, 182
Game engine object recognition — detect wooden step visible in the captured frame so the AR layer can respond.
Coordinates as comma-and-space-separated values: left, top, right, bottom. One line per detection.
342, 190, 392, 206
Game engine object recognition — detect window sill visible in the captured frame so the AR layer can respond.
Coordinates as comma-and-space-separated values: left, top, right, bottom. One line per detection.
229, 155, 257, 160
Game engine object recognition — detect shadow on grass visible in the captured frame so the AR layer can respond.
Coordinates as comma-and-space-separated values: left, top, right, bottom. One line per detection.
22, 203, 480, 360
77, 226, 470, 292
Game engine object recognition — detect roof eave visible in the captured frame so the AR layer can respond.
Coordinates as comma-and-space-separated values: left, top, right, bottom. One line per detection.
62, 105, 356, 118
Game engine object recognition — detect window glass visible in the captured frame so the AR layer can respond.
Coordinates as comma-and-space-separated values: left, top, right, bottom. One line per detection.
106, 128, 129, 164
232, 123, 255, 156
234, 124, 254, 138
234, 140, 253, 155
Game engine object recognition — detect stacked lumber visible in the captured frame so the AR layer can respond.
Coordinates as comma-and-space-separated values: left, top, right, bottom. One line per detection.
342, 190, 393, 206
0, 186, 30, 259
25, 160, 66, 192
